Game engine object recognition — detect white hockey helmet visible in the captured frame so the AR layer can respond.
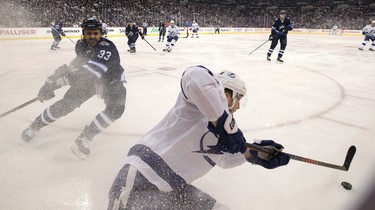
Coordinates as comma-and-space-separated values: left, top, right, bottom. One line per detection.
170, 20, 175, 26
371, 20, 375, 27
218, 70, 247, 101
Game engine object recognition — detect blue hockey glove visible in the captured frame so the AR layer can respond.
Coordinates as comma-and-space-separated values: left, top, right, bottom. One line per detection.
38, 83, 56, 102
207, 111, 247, 154
362, 31, 366, 35
287, 24, 293, 31
246, 140, 290, 169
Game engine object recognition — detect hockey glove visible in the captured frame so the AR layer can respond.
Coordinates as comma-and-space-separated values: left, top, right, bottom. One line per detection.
141, 35, 145, 40
268, 34, 273, 41
61, 31, 66, 36
287, 24, 293, 31
246, 140, 290, 169
46, 64, 71, 87
38, 83, 56, 102
207, 111, 247, 154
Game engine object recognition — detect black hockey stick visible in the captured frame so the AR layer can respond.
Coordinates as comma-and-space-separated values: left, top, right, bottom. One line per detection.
249, 39, 269, 55
247, 143, 356, 171
64, 35, 76, 44
195, 143, 356, 171
142, 38, 157, 52
0, 97, 38, 118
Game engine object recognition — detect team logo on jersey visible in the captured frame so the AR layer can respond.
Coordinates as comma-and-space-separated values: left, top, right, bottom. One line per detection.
228, 72, 236, 78
99, 41, 110, 46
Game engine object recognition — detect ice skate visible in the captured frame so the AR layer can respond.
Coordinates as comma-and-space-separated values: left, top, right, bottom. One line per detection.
267, 56, 271, 61
358, 47, 364, 51
276, 57, 284, 64
71, 135, 91, 160
369, 48, 375, 51
21, 126, 39, 142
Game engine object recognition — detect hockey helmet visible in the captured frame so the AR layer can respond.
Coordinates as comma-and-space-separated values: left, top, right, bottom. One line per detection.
81, 17, 102, 32
280, 10, 286, 15
372, 20, 375, 27
218, 70, 247, 99
170, 20, 175, 26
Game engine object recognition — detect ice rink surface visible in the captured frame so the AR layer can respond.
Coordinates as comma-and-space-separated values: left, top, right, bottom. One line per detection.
0, 33, 375, 210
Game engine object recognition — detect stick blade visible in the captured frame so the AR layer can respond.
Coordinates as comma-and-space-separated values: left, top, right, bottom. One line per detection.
343, 145, 356, 171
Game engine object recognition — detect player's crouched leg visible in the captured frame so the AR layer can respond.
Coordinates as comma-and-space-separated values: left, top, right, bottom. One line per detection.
72, 83, 126, 159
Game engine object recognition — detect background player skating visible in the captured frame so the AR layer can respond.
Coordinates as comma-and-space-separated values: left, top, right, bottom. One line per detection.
267, 10, 293, 63
191, 20, 199, 38
108, 66, 289, 209
101, 20, 109, 38
50, 20, 65, 50
163, 20, 180, 52
158, 21, 166, 42
22, 18, 127, 160
359, 20, 375, 51
125, 21, 144, 53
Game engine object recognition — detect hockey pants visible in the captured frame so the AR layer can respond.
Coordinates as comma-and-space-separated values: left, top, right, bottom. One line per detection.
268, 36, 287, 58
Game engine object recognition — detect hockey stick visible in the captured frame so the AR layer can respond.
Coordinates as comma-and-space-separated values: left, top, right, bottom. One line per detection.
249, 39, 269, 55
194, 143, 356, 171
142, 38, 157, 52
64, 35, 76, 44
246, 143, 356, 171
0, 97, 38, 118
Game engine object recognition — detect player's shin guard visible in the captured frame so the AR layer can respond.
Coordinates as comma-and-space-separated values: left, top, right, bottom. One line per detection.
278, 49, 285, 59
85, 111, 114, 140
72, 111, 114, 159
22, 107, 57, 142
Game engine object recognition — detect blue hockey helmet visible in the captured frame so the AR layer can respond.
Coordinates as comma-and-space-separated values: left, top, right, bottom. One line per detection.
81, 18, 102, 34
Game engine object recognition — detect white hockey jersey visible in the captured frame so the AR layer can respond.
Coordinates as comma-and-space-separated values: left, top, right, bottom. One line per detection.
192, 22, 199, 30
166, 25, 180, 37
124, 66, 247, 192
362, 25, 375, 36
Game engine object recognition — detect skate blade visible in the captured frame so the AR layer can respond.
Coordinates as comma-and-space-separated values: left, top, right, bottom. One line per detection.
71, 145, 88, 160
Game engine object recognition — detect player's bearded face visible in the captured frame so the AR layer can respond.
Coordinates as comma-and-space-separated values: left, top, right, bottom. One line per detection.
84, 29, 102, 47
280, 14, 286, 20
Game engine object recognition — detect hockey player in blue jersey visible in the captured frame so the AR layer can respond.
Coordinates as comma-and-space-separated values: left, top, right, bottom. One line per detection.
108, 66, 289, 209
359, 20, 375, 51
267, 10, 293, 63
22, 18, 127, 160
125, 21, 144, 53
50, 20, 66, 50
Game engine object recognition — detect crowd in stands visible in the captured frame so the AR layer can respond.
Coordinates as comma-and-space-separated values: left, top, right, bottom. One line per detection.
0, 0, 374, 30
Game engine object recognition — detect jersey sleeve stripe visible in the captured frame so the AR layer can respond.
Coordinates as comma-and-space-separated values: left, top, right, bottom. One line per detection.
88, 60, 108, 72
82, 64, 102, 78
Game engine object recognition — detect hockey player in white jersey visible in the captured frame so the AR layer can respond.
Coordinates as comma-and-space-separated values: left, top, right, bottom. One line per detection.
101, 20, 109, 38
108, 66, 290, 210
359, 20, 375, 51
191, 20, 199, 38
163, 20, 180, 52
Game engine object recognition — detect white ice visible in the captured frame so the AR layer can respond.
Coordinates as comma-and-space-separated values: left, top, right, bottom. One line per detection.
0, 34, 375, 210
